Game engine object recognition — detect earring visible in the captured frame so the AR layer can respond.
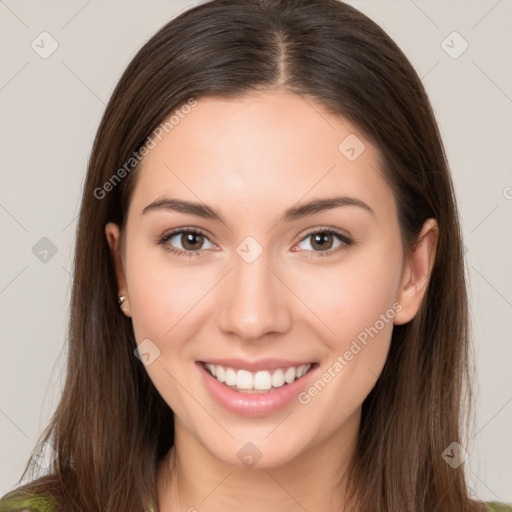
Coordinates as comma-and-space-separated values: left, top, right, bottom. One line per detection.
118, 296, 131, 317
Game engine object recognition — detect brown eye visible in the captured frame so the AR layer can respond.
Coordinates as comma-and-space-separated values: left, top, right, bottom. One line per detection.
158, 228, 215, 256
295, 229, 352, 257
310, 232, 335, 251
180, 231, 205, 250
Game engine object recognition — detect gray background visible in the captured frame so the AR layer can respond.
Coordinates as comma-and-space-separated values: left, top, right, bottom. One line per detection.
0, 0, 511, 503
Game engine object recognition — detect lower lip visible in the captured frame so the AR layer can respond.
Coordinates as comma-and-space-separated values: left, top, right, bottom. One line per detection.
196, 362, 317, 417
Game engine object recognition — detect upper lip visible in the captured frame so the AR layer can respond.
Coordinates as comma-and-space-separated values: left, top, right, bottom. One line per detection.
198, 358, 316, 372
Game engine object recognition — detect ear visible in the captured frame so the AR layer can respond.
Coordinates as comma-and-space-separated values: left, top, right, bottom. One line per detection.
105, 222, 131, 317
394, 218, 438, 325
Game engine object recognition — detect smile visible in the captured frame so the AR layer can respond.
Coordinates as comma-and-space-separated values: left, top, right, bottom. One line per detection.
202, 362, 313, 393
197, 360, 318, 417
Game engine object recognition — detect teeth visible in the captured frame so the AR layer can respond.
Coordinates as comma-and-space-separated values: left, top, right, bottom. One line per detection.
215, 365, 225, 383
237, 370, 253, 390
204, 363, 312, 392
271, 369, 285, 387
253, 371, 272, 391
284, 367, 296, 383
225, 367, 237, 386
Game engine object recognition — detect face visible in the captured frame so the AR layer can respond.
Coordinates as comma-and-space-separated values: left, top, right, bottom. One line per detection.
106, 90, 436, 469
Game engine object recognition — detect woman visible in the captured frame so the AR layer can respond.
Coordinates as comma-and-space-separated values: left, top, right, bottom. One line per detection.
1, 0, 509, 511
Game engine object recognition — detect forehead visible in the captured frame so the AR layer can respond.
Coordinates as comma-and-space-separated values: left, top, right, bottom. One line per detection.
129, 91, 394, 221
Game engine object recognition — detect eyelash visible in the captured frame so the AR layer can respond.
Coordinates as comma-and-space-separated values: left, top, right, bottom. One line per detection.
156, 227, 353, 259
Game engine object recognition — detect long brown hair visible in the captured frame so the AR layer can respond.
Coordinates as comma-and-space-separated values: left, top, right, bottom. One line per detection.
1, 0, 485, 510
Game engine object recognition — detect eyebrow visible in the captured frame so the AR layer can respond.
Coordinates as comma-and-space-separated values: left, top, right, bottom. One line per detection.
142, 195, 375, 223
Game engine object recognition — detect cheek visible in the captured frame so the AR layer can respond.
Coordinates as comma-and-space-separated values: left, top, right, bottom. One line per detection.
291, 244, 402, 410
123, 245, 211, 415
124, 244, 222, 417
125, 238, 214, 344
293, 243, 402, 344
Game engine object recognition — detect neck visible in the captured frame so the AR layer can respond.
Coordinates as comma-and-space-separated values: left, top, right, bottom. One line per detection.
157, 410, 361, 512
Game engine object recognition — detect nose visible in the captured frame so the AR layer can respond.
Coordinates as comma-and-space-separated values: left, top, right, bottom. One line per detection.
217, 249, 292, 342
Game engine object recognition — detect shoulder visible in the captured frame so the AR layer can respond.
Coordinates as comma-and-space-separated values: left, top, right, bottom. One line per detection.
0, 491, 57, 512
486, 502, 512, 512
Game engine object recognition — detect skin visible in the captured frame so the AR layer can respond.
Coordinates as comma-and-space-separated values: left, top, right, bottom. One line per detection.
105, 90, 438, 512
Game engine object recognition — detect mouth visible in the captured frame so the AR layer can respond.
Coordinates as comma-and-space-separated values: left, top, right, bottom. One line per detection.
200, 361, 315, 393
196, 359, 319, 417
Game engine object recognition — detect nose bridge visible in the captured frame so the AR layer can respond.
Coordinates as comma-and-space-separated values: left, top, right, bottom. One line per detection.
217, 243, 292, 340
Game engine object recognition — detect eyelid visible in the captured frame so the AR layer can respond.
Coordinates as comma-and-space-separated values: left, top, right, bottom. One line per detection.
297, 225, 352, 243
159, 226, 212, 239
